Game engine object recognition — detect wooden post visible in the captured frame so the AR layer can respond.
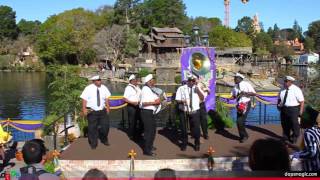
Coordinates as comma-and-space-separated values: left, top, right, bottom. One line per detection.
53, 121, 57, 150
64, 113, 68, 147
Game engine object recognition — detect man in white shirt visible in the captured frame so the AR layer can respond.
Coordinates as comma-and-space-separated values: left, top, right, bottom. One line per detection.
123, 74, 142, 140
175, 75, 204, 151
140, 74, 160, 156
231, 73, 256, 143
80, 75, 111, 149
277, 76, 304, 144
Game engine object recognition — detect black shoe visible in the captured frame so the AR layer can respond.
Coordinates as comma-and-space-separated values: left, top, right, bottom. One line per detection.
204, 135, 209, 140
181, 146, 187, 151
239, 136, 248, 143
143, 151, 156, 156
102, 141, 110, 146
195, 145, 200, 151
91, 146, 97, 150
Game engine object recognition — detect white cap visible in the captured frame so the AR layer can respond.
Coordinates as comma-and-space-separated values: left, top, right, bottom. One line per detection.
128, 74, 136, 81
89, 75, 101, 81
144, 74, 153, 83
285, 76, 295, 81
235, 73, 245, 79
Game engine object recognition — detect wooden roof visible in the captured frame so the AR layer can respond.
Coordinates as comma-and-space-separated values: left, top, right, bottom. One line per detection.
152, 27, 183, 34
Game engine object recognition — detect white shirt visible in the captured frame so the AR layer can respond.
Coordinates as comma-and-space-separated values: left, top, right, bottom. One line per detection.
278, 84, 304, 107
175, 84, 200, 112
123, 84, 141, 103
140, 85, 159, 112
80, 84, 111, 111
231, 81, 256, 103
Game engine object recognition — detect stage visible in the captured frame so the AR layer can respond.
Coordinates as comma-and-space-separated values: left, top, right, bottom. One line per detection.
60, 124, 300, 160
58, 124, 302, 178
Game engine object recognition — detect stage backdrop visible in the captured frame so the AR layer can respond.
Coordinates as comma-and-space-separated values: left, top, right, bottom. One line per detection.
180, 47, 216, 111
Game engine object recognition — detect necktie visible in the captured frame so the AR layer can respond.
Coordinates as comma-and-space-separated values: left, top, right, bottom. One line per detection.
189, 87, 193, 111
282, 88, 289, 107
97, 88, 100, 107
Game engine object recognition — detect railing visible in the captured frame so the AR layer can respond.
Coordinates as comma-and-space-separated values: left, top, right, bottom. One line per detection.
43, 113, 71, 150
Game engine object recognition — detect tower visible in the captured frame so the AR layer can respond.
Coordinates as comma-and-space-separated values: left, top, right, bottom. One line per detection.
224, 0, 230, 27
224, 0, 250, 28
253, 13, 261, 33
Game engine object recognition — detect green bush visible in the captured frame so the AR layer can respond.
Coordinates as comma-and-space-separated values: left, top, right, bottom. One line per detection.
174, 74, 181, 84
208, 98, 234, 129
77, 116, 88, 137
44, 161, 55, 174
138, 68, 150, 78
0, 55, 14, 70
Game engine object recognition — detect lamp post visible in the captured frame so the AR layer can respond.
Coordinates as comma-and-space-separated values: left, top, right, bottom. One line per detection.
201, 34, 209, 47
192, 25, 200, 46
185, 26, 209, 47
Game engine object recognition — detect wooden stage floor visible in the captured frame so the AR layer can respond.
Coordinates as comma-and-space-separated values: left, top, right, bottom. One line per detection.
60, 124, 301, 160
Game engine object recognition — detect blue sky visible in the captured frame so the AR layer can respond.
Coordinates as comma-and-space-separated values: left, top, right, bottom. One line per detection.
1, 0, 319, 32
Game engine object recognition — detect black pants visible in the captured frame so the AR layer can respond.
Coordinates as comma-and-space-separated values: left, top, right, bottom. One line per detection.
141, 109, 156, 154
280, 106, 300, 142
87, 110, 109, 148
179, 110, 200, 147
127, 104, 142, 139
237, 102, 251, 139
199, 102, 208, 137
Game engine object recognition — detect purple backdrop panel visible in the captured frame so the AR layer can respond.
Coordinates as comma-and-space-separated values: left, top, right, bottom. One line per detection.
180, 47, 216, 111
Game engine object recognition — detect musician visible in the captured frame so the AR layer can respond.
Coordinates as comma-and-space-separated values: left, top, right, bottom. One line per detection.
140, 74, 160, 156
277, 76, 304, 144
175, 75, 204, 151
231, 73, 256, 143
196, 76, 210, 140
123, 74, 142, 140
80, 75, 111, 149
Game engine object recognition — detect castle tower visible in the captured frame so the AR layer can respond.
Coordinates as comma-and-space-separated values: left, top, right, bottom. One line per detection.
253, 13, 261, 33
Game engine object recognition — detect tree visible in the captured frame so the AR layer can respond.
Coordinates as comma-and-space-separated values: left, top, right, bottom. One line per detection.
235, 16, 255, 38
273, 24, 280, 40
113, 0, 142, 28
306, 20, 320, 51
95, 5, 114, 28
272, 42, 294, 58
37, 8, 102, 64
46, 65, 87, 116
124, 29, 139, 57
0, 5, 18, 40
93, 25, 126, 64
17, 19, 41, 36
292, 20, 303, 40
304, 36, 315, 53
140, 0, 188, 30
209, 26, 252, 48
252, 32, 273, 54
193, 17, 222, 34
267, 27, 273, 37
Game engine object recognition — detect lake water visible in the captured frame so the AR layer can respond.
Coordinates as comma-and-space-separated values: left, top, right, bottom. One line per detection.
0, 72, 47, 120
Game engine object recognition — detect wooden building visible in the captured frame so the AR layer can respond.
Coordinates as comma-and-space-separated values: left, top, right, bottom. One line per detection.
139, 27, 187, 66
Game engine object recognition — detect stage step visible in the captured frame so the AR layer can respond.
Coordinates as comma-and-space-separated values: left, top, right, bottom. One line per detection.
59, 157, 250, 178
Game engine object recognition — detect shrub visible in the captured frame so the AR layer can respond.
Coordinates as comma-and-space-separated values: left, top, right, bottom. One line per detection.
174, 74, 181, 84
138, 68, 150, 78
